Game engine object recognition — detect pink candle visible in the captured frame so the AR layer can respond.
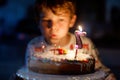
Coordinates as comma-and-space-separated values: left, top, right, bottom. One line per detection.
75, 30, 83, 49
77, 25, 87, 36
74, 25, 87, 59
75, 25, 86, 49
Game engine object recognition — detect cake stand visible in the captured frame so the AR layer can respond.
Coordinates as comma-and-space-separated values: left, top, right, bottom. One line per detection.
16, 66, 107, 80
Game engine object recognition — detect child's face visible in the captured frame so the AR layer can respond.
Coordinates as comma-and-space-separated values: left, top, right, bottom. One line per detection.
39, 9, 76, 45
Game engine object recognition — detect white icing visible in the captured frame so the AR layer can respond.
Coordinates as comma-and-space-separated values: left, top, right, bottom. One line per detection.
33, 47, 92, 62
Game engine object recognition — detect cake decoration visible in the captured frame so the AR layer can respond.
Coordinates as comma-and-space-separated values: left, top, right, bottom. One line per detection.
50, 48, 67, 55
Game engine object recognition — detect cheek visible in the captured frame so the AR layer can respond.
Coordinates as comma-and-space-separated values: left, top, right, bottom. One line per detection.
42, 28, 49, 34
60, 23, 70, 31
39, 25, 48, 36
59, 26, 69, 36
40, 22, 48, 32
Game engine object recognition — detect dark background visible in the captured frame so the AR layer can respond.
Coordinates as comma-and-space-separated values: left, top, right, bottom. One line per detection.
0, 0, 120, 80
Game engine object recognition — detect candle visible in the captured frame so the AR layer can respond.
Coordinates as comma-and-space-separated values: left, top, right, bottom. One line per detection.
74, 25, 87, 59
77, 25, 87, 36
74, 25, 85, 49
41, 42, 46, 52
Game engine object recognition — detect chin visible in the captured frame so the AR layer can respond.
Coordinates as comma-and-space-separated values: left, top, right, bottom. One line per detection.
50, 39, 60, 45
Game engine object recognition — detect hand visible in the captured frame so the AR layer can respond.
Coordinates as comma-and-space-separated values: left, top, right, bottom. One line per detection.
105, 73, 116, 80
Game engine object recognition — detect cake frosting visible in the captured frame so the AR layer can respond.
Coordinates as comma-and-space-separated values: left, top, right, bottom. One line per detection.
28, 44, 95, 75
33, 48, 92, 61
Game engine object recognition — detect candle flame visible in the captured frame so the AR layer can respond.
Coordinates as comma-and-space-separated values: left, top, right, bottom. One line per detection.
78, 25, 82, 32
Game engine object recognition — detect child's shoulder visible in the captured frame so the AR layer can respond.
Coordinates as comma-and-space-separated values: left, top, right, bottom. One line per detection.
28, 36, 44, 46
81, 36, 92, 42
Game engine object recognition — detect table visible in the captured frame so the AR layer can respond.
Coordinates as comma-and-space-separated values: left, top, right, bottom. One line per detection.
16, 67, 107, 80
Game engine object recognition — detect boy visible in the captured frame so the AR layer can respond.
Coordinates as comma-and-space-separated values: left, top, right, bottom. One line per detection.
26, 0, 116, 79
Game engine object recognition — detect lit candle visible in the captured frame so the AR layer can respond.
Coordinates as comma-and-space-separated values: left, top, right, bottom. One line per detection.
74, 25, 87, 59
75, 25, 86, 49
77, 25, 87, 36
41, 42, 46, 52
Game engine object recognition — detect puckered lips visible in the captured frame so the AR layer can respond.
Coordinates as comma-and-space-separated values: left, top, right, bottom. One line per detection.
50, 34, 57, 39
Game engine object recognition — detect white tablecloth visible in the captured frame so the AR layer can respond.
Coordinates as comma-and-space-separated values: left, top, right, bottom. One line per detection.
16, 67, 107, 80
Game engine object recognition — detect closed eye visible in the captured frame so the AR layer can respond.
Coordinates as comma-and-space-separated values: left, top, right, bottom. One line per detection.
41, 19, 52, 28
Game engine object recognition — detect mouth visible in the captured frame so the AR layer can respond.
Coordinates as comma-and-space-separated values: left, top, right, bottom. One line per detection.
50, 34, 57, 39
48, 34, 62, 45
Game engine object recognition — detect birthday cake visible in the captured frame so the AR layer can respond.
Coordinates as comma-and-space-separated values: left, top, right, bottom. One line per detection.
27, 44, 95, 75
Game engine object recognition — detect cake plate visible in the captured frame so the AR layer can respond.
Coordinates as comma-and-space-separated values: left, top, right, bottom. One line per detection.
16, 66, 107, 80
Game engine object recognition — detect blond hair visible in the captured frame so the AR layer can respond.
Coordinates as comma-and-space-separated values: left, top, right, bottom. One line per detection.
35, 0, 76, 18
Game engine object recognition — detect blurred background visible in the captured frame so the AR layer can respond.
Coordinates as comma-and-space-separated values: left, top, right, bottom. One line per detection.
0, 0, 120, 79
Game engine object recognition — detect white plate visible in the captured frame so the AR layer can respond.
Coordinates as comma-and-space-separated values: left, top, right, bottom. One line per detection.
16, 66, 107, 80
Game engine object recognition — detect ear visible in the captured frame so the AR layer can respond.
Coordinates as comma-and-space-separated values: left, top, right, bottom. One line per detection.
69, 15, 77, 28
